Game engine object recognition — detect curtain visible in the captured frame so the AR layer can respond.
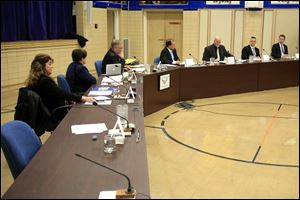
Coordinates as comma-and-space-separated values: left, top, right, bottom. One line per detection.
1, 1, 73, 41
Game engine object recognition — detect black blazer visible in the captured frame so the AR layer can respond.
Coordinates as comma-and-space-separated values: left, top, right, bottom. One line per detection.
271, 43, 288, 59
160, 47, 180, 64
241, 45, 260, 59
102, 49, 125, 74
66, 62, 96, 93
30, 75, 82, 120
202, 44, 232, 61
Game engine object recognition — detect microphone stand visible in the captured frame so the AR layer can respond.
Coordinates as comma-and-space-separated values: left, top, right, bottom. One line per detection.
75, 153, 136, 198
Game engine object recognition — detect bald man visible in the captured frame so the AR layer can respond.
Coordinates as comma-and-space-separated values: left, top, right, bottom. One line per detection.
202, 36, 233, 62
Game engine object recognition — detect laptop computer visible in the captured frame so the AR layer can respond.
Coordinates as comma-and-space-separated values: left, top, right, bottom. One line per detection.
105, 63, 122, 76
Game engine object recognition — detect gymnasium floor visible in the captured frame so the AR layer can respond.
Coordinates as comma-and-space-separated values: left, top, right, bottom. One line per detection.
1, 87, 299, 198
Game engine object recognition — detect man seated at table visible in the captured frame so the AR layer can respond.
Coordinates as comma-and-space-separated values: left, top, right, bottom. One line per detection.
271, 34, 289, 59
102, 39, 125, 74
241, 36, 261, 60
202, 36, 233, 62
160, 39, 180, 64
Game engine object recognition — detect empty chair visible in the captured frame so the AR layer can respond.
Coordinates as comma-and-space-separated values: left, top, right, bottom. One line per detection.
57, 74, 71, 93
153, 56, 160, 65
94, 60, 103, 77
1, 120, 42, 179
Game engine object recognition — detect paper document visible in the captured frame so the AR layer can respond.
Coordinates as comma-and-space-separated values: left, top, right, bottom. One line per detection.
94, 96, 111, 101
102, 75, 123, 83
99, 191, 116, 199
132, 67, 145, 73
130, 64, 145, 68
84, 100, 112, 105
88, 90, 112, 96
71, 123, 108, 135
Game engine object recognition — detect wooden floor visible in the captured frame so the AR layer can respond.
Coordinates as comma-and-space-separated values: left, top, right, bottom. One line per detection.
1, 87, 299, 198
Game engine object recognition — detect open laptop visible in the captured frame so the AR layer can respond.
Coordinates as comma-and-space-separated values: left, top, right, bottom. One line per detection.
105, 63, 122, 76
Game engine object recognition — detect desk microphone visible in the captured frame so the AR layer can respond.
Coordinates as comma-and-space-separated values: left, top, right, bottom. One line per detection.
92, 102, 130, 129
75, 153, 136, 198
262, 49, 275, 61
189, 53, 199, 64
296, 47, 298, 53
104, 75, 131, 97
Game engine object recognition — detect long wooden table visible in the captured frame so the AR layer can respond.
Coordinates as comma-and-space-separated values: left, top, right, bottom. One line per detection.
143, 60, 299, 115
2, 78, 150, 199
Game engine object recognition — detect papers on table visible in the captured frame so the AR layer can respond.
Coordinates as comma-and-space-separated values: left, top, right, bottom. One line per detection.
99, 191, 116, 199
102, 75, 123, 83
71, 123, 107, 135
129, 64, 145, 68
131, 67, 145, 73
84, 100, 112, 105
88, 87, 113, 96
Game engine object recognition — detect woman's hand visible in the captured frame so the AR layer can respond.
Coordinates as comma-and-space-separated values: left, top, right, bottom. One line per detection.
81, 96, 96, 103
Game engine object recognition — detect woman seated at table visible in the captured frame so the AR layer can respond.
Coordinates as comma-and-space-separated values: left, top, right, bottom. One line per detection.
25, 53, 95, 128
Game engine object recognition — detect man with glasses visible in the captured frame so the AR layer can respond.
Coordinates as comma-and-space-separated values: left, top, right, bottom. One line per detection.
102, 39, 125, 74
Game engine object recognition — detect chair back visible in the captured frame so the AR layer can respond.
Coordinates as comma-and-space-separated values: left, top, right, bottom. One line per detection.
95, 60, 103, 77
57, 74, 71, 93
1, 120, 42, 179
153, 56, 160, 64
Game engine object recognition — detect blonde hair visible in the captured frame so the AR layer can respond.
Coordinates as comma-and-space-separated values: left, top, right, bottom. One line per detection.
25, 54, 54, 87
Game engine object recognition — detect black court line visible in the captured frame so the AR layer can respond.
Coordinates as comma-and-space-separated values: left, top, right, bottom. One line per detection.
194, 101, 298, 108
164, 115, 170, 120
159, 127, 298, 168
278, 104, 282, 111
144, 125, 163, 129
252, 146, 262, 162
171, 110, 179, 115
193, 109, 298, 120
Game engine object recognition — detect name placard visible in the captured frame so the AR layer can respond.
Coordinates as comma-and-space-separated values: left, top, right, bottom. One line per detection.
159, 74, 170, 91
205, 1, 240, 5
270, 1, 299, 5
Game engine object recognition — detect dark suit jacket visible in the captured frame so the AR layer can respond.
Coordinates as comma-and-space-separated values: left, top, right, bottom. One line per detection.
160, 47, 180, 64
66, 62, 96, 93
202, 44, 232, 61
271, 43, 288, 59
30, 75, 82, 120
102, 49, 125, 74
241, 45, 260, 59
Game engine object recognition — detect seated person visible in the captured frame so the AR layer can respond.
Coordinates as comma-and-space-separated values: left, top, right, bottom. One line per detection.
160, 39, 180, 64
202, 36, 233, 62
271, 34, 289, 59
102, 39, 125, 74
26, 54, 95, 128
241, 36, 260, 60
66, 49, 96, 93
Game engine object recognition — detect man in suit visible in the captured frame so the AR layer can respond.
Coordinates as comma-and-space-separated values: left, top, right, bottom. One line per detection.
241, 36, 260, 60
202, 36, 233, 62
160, 39, 180, 64
271, 34, 288, 59
102, 39, 125, 74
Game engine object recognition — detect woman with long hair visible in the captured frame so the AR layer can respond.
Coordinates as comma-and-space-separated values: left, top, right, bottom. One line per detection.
25, 53, 95, 125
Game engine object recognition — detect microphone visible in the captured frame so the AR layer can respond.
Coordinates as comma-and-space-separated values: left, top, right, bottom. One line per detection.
75, 153, 136, 198
189, 53, 199, 64
104, 75, 130, 97
296, 47, 298, 53
262, 49, 275, 61
92, 101, 130, 129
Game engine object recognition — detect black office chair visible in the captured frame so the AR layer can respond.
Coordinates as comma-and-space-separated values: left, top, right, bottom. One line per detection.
14, 87, 72, 136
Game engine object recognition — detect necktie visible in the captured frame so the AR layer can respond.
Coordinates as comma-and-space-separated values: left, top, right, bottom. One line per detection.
252, 47, 256, 57
280, 44, 284, 56
216, 47, 220, 61
170, 50, 175, 61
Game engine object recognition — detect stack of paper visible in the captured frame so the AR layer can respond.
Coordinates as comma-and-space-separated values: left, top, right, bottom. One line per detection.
71, 123, 108, 135
102, 75, 123, 83
88, 87, 113, 96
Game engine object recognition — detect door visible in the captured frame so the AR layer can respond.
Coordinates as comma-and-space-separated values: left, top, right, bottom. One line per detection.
147, 11, 183, 64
